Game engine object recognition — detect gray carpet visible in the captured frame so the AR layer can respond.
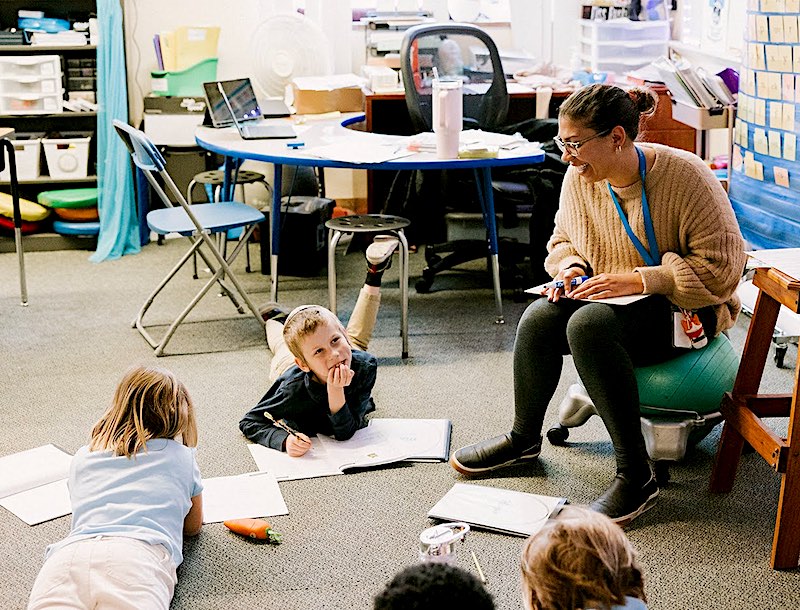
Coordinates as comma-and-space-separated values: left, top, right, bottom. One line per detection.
1, 238, 799, 610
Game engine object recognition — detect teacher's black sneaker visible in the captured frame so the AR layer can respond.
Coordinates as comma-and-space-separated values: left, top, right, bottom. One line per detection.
450, 433, 541, 475
589, 472, 659, 527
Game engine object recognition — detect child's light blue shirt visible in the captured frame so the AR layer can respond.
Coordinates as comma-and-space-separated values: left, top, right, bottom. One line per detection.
46, 438, 203, 567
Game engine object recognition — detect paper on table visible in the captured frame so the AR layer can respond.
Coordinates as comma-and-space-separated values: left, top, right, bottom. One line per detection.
306, 140, 414, 164
746, 249, 800, 281
201, 472, 288, 524
428, 483, 566, 537
248, 425, 410, 481
524, 283, 651, 306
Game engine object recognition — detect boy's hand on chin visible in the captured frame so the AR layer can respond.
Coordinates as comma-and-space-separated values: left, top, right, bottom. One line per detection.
327, 363, 354, 389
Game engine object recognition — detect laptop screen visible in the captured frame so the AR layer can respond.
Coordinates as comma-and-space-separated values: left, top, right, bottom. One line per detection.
203, 78, 262, 127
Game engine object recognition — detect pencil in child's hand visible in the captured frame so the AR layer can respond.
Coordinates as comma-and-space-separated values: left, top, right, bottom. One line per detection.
263, 411, 310, 444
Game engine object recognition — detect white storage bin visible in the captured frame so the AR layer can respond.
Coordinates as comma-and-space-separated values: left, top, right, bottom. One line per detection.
579, 40, 668, 64
0, 92, 63, 114
0, 132, 43, 181
0, 55, 62, 78
586, 57, 660, 76
580, 19, 670, 43
0, 74, 62, 96
43, 132, 91, 178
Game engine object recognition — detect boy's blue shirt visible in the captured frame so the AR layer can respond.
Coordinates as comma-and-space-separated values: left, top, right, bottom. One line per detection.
239, 350, 378, 451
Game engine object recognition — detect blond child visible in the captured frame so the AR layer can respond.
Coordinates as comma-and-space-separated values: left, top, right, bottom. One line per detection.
28, 365, 203, 610
520, 506, 647, 610
239, 236, 399, 457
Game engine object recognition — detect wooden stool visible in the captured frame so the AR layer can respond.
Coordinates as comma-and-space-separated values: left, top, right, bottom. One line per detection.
325, 214, 411, 359
710, 265, 800, 569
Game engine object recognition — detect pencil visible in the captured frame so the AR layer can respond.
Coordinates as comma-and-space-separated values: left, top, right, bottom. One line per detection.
471, 550, 487, 583
263, 411, 310, 444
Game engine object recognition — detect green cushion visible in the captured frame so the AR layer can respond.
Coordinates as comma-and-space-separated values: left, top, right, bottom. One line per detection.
636, 334, 740, 416
37, 187, 98, 209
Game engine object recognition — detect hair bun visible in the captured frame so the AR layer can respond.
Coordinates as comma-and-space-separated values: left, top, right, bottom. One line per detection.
628, 87, 658, 117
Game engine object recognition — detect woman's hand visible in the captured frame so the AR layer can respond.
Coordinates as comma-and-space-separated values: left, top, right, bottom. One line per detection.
286, 433, 312, 457
544, 267, 587, 302
567, 272, 643, 300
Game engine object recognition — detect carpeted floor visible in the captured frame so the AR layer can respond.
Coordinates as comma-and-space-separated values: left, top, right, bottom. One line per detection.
1, 238, 798, 610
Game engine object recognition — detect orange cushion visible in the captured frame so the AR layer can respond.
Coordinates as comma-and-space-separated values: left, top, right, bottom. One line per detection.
53, 206, 99, 221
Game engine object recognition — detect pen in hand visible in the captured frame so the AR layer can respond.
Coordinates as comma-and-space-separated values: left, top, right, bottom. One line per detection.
263, 411, 311, 445
542, 275, 589, 290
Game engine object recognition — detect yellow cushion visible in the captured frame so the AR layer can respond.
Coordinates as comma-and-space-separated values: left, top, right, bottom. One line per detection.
0, 191, 50, 222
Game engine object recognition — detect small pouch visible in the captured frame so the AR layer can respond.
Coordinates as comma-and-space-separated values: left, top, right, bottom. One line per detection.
672, 306, 708, 349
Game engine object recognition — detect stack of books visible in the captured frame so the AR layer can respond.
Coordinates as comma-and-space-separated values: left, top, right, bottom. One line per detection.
653, 56, 736, 109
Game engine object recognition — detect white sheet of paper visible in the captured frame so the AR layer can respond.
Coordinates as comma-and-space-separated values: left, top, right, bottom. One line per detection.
306, 140, 413, 164
0, 479, 71, 525
524, 283, 651, 306
201, 472, 288, 524
746, 248, 800, 281
0, 444, 72, 499
428, 483, 566, 537
367, 419, 452, 462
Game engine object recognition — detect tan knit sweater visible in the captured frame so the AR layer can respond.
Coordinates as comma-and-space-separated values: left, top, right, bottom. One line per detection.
545, 143, 747, 335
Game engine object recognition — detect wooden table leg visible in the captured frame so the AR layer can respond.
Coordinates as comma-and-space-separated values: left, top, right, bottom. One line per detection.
709, 414, 746, 493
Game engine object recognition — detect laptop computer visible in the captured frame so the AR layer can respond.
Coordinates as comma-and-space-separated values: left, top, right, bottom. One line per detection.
203, 78, 296, 140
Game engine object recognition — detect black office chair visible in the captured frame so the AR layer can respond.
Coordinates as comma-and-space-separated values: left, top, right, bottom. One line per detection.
399, 23, 533, 295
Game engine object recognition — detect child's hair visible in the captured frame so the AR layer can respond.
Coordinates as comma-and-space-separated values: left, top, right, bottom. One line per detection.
520, 506, 645, 610
373, 562, 494, 610
90, 365, 198, 457
283, 304, 349, 364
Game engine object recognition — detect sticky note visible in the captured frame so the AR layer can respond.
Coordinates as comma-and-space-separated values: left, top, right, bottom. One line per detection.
756, 98, 767, 125
783, 102, 795, 131
756, 71, 769, 99
733, 145, 744, 171
787, 0, 800, 11
768, 72, 782, 99
769, 130, 782, 157
783, 73, 795, 101
770, 16, 785, 43
795, 46, 800, 73
784, 132, 797, 160
785, 15, 799, 43
780, 45, 793, 72
757, 15, 770, 42
765, 44, 780, 71
774, 166, 790, 187
755, 161, 764, 181
770, 101, 782, 129
754, 128, 769, 154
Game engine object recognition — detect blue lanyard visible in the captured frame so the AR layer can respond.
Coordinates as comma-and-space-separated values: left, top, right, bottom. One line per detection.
606, 147, 659, 267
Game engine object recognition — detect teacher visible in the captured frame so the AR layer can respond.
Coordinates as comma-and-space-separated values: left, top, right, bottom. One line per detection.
450, 84, 746, 526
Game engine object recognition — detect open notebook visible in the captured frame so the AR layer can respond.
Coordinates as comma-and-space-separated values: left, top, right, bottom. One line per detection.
428, 483, 566, 537
0, 444, 72, 525
248, 418, 452, 481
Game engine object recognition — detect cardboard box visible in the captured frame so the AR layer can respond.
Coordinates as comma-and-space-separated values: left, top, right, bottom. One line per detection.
290, 74, 365, 115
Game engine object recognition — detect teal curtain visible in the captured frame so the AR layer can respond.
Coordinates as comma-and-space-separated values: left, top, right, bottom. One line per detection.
90, 0, 140, 262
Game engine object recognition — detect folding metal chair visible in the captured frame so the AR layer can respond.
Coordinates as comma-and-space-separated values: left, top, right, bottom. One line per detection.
1, 137, 27, 306
113, 120, 266, 356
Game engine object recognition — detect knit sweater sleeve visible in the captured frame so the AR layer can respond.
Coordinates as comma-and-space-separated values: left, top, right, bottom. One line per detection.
545, 166, 590, 277
634, 151, 746, 311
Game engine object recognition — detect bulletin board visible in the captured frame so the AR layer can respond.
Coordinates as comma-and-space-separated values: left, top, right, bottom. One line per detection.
728, 0, 800, 248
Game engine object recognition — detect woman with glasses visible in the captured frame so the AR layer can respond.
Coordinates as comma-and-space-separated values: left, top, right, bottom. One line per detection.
450, 83, 746, 526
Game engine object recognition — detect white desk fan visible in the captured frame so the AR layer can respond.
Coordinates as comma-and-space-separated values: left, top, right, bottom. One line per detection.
250, 13, 334, 98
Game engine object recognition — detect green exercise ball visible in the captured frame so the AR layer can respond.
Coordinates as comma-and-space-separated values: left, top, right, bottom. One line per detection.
635, 334, 740, 417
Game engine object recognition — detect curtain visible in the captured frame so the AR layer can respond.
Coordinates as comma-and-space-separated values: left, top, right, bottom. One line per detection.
90, 0, 140, 262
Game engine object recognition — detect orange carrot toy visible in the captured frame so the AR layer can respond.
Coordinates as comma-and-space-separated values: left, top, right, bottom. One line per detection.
224, 518, 283, 544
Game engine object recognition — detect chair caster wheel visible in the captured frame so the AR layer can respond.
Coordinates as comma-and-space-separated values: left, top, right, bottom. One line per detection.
547, 424, 569, 446
653, 461, 671, 486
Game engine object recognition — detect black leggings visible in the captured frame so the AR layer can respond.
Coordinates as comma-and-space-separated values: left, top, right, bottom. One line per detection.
512, 295, 685, 480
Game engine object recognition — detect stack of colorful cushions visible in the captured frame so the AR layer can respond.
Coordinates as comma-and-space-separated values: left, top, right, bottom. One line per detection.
37, 187, 99, 236
0, 191, 50, 234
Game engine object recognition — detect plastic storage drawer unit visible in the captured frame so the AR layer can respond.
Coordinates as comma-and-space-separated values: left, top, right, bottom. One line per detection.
0, 55, 62, 77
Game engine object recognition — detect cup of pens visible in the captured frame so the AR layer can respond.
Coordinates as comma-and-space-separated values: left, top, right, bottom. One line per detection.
432, 77, 463, 159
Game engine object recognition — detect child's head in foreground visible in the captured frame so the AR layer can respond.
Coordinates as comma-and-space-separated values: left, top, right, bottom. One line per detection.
520, 506, 645, 610
283, 305, 353, 382
90, 364, 198, 457
373, 561, 495, 610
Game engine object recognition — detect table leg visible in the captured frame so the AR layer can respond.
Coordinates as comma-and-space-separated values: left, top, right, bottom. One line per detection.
772, 356, 800, 569
475, 167, 504, 324
270, 163, 283, 302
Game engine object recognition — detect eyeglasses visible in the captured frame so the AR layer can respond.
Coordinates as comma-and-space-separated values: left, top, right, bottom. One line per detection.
553, 129, 611, 155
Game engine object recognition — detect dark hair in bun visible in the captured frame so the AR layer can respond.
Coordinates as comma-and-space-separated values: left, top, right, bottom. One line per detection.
558, 83, 658, 141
